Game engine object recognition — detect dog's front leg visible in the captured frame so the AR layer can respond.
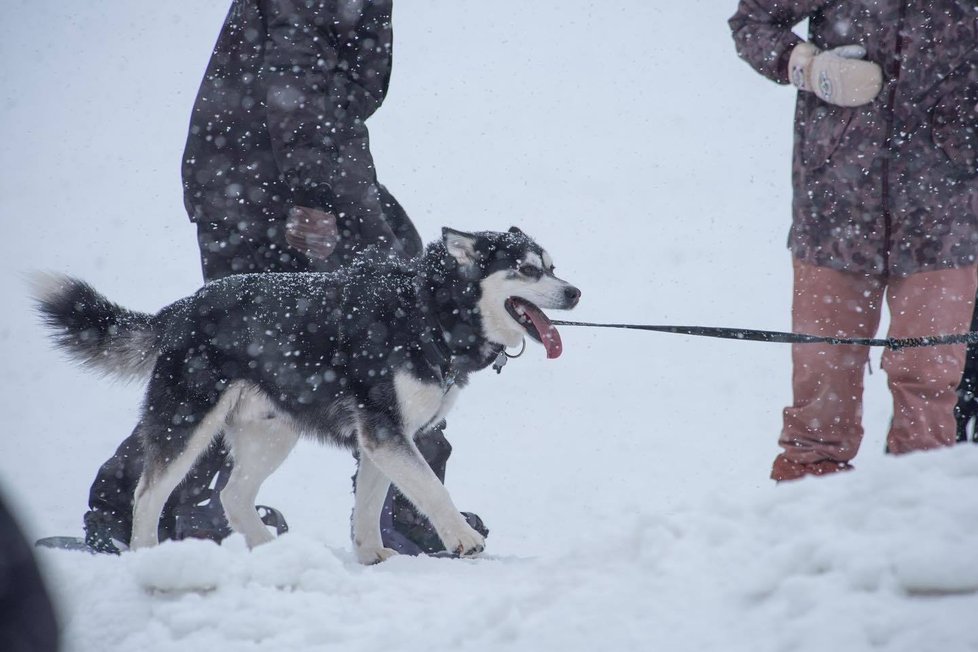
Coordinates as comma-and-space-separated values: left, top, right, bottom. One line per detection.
358, 427, 485, 558
351, 452, 398, 564
130, 474, 164, 549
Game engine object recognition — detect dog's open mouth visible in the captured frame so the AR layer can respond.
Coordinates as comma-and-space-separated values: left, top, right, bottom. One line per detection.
504, 297, 562, 359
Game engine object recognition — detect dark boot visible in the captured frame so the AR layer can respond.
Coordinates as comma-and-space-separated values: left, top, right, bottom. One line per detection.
771, 453, 854, 482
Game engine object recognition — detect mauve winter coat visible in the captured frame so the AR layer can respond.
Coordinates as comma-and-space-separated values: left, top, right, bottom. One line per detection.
729, 1, 978, 276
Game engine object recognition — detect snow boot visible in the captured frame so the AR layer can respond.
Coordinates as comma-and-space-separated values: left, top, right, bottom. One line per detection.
771, 454, 854, 482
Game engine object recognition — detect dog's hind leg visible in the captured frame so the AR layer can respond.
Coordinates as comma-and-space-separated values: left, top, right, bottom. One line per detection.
221, 389, 299, 548
359, 424, 485, 558
130, 383, 240, 550
130, 421, 228, 551
351, 452, 396, 564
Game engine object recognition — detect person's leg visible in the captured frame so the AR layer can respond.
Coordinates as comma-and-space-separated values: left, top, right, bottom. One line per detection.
773, 259, 885, 480
83, 429, 142, 551
954, 279, 978, 441
883, 265, 978, 454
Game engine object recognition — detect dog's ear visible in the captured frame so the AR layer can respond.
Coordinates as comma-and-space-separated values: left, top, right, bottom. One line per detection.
508, 226, 525, 236
442, 228, 479, 267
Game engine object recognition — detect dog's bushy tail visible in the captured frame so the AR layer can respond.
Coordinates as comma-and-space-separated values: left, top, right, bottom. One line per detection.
30, 273, 159, 382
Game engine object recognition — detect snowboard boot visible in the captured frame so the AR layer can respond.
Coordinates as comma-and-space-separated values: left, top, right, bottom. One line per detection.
771, 454, 853, 482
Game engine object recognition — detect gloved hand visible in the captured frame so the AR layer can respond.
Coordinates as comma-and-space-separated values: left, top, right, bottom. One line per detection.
285, 206, 339, 260
789, 43, 883, 107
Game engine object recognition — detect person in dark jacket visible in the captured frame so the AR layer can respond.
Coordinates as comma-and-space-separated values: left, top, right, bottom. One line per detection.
84, 0, 487, 554
729, 1, 978, 481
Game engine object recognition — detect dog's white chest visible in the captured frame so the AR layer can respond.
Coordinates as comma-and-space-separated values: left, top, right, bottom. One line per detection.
393, 371, 458, 435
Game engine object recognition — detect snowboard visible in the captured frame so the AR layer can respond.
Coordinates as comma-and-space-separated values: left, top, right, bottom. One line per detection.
35, 536, 100, 553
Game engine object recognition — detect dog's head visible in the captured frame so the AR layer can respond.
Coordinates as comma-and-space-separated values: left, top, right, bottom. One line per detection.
441, 227, 580, 358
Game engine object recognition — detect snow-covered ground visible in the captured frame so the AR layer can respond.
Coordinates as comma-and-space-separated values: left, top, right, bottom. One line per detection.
2, 2, 977, 651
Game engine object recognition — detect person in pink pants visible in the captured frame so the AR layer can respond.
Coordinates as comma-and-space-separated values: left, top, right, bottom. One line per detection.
729, 2, 978, 480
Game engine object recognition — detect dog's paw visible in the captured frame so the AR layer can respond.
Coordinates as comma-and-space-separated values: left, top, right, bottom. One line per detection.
356, 546, 399, 565
445, 524, 486, 558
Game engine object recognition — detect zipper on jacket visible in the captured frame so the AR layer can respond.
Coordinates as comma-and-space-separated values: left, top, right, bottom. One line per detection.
880, 1, 908, 274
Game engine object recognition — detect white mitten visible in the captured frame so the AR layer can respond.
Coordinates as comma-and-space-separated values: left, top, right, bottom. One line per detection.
788, 43, 883, 107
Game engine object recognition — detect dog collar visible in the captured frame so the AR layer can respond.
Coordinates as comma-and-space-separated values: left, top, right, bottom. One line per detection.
414, 277, 509, 386
419, 318, 510, 388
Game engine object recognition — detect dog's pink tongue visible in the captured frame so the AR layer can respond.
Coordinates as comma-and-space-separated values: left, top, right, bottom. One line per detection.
522, 303, 563, 359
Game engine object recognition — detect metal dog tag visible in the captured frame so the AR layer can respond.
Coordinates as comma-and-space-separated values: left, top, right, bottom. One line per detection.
492, 350, 508, 374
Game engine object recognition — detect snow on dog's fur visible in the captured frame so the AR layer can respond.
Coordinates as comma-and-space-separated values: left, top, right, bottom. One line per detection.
33, 227, 580, 563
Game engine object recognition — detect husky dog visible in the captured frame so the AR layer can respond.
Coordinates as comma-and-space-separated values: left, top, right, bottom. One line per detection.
34, 227, 580, 563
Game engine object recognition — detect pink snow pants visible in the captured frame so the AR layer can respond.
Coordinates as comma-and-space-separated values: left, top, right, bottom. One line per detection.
779, 259, 978, 464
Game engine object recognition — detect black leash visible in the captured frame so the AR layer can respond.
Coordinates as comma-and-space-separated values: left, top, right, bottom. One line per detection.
550, 320, 978, 351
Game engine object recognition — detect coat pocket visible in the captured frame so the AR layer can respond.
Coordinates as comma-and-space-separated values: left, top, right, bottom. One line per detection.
801, 95, 856, 169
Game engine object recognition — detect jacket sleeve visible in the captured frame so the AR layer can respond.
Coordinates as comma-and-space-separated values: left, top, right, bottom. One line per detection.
727, 1, 833, 85
259, 0, 393, 209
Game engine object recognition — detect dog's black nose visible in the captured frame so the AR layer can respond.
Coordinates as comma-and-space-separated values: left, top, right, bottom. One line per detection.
564, 286, 581, 307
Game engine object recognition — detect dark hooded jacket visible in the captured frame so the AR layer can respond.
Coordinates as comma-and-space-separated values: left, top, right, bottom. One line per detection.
729, 1, 978, 276
182, 0, 421, 265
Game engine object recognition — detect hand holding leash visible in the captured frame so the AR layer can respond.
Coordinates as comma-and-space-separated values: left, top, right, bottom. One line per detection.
285, 206, 340, 260
789, 43, 883, 107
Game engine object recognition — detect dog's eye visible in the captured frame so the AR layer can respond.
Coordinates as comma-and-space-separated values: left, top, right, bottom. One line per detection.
518, 264, 541, 277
